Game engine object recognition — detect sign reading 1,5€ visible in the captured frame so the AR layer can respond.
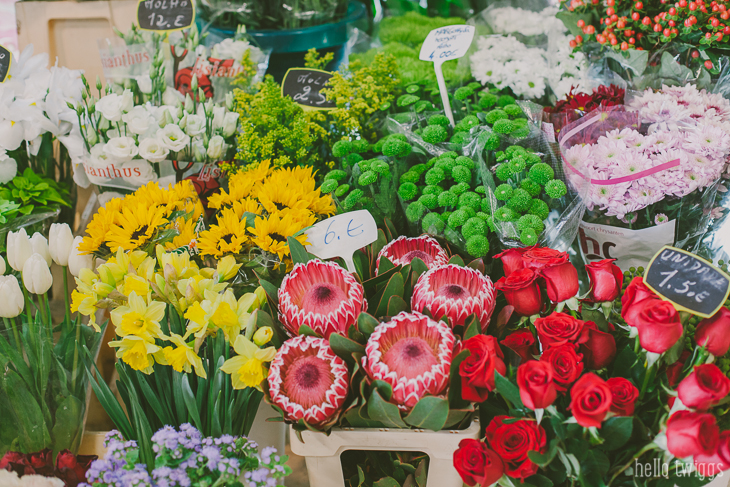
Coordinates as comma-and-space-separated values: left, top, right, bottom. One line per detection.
305, 210, 378, 273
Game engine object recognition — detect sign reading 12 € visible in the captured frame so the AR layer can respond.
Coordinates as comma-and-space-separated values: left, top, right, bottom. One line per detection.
137, 0, 195, 32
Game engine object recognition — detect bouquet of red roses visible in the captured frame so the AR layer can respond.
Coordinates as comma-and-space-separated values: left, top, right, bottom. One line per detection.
454, 246, 730, 487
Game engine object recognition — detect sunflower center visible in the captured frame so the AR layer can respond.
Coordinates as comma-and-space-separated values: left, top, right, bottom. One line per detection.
270, 232, 287, 243
401, 250, 434, 265
274, 202, 287, 211
221, 233, 235, 245
282, 355, 334, 409
131, 225, 150, 242
437, 284, 467, 299
302, 283, 347, 315
382, 337, 438, 379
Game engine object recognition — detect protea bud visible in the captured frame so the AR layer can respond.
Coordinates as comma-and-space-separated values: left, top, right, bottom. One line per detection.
411, 264, 496, 329
362, 311, 454, 410
267, 335, 349, 427
375, 235, 449, 275
278, 260, 367, 338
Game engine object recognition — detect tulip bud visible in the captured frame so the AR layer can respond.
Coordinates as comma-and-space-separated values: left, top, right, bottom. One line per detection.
7, 228, 32, 272
253, 326, 273, 346
30, 232, 52, 266
68, 236, 94, 277
0, 275, 24, 318
49, 223, 75, 267
0, 255, 5, 275
23, 253, 53, 295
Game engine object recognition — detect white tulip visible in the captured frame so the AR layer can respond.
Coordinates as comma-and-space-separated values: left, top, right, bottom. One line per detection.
0, 255, 5, 275
7, 228, 32, 272
30, 233, 52, 266
0, 275, 24, 318
207, 135, 225, 160
49, 223, 74, 266
22, 253, 53, 295
68, 236, 93, 277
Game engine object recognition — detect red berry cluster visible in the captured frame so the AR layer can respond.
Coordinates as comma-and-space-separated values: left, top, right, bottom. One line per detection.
563, 0, 729, 70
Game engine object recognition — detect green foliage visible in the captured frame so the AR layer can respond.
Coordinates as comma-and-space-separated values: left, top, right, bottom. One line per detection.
0, 168, 70, 215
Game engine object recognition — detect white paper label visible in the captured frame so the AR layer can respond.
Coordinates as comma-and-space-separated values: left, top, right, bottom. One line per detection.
305, 210, 378, 273
578, 220, 676, 272
419, 25, 475, 63
98, 41, 153, 80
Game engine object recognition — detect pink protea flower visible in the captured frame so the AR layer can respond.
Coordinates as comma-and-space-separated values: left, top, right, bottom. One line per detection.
278, 259, 367, 338
268, 335, 349, 427
362, 311, 455, 410
411, 264, 496, 329
376, 235, 449, 275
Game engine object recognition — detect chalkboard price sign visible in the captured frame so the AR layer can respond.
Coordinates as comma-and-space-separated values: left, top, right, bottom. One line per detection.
0, 44, 11, 84
644, 246, 730, 318
281, 68, 336, 110
137, 0, 195, 32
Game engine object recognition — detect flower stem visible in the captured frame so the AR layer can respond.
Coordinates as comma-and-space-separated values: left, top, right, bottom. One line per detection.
608, 443, 659, 486
63, 266, 71, 326
3, 317, 20, 351
71, 318, 82, 393
639, 361, 655, 400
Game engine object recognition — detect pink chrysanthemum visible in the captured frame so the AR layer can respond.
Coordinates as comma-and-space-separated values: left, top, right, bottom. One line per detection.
411, 264, 496, 329
268, 336, 349, 427
278, 259, 367, 338
375, 235, 449, 275
362, 311, 454, 410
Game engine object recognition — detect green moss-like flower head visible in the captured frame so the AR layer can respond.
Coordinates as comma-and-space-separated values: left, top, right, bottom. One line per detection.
495, 163, 516, 182
545, 179, 568, 198
326, 169, 347, 181
495, 184, 513, 201
425, 167, 446, 185
397, 94, 420, 107
455, 86, 475, 100
422, 125, 449, 144
335, 184, 350, 197
503, 104, 524, 117
451, 182, 470, 195
447, 209, 469, 228
455, 115, 480, 133
517, 214, 545, 234
454, 156, 475, 169
462, 217, 487, 240
422, 185, 444, 196
371, 159, 390, 176
419, 193, 438, 210
493, 119, 516, 134
466, 235, 490, 257
321, 179, 338, 193
520, 179, 541, 197
494, 206, 517, 222
507, 188, 531, 212
422, 212, 445, 234
485, 109, 508, 124
498, 94, 516, 107
357, 159, 372, 172
398, 182, 419, 201
452, 165, 471, 183
528, 199, 550, 220
459, 192, 481, 212
428, 114, 450, 127
400, 171, 421, 184
406, 201, 427, 222
332, 140, 353, 158
479, 93, 498, 109
343, 189, 364, 210
438, 190, 458, 207
520, 228, 538, 246
450, 132, 469, 145
358, 170, 377, 186
411, 163, 428, 175
435, 158, 455, 177
529, 163, 555, 185
352, 139, 370, 153
347, 153, 364, 167
383, 139, 413, 158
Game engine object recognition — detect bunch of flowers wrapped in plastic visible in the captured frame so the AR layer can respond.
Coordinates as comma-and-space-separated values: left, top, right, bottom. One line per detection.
81, 426, 290, 487
454, 245, 730, 487
483, 5, 566, 39
543, 84, 626, 134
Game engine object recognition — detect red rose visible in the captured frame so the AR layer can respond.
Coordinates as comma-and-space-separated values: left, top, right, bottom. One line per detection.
494, 247, 528, 277
540, 343, 584, 392
453, 439, 504, 487
459, 335, 507, 402
0, 452, 32, 476
522, 247, 569, 271
695, 430, 730, 477
484, 416, 546, 479
586, 259, 623, 302
666, 410, 719, 459
501, 330, 538, 364
495, 268, 543, 317
621, 277, 659, 326
634, 300, 683, 353
517, 360, 557, 410
56, 450, 97, 487
696, 308, 730, 357
606, 377, 639, 416
666, 351, 691, 387
677, 364, 730, 411
534, 312, 584, 348
541, 261, 580, 303
569, 372, 612, 428
576, 321, 616, 370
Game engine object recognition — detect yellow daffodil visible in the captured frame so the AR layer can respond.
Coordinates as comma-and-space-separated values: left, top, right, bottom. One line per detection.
123, 274, 150, 297
109, 335, 162, 374
184, 289, 240, 341
220, 335, 276, 389
253, 326, 273, 346
160, 334, 207, 378
71, 290, 99, 331
110, 292, 165, 341
156, 245, 199, 281
216, 255, 242, 282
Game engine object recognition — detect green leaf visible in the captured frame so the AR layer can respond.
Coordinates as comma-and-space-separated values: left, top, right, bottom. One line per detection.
287, 236, 314, 265
527, 474, 554, 487
298, 325, 321, 338
374, 272, 405, 317
600, 416, 633, 451
556, 10, 595, 36
387, 295, 408, 316
415, 459, 427, 487
494, 371, 524, 409
373, 477, 400, 487
404, 396, 448, 431
358, 312, 380, 338
410, 257, 428, 279
258, 279, 279, 307
528, 439, 559, 467
51, 395, 84, 453
448, 255, 465, 266
448, 349, 470, 408
329, 333, 366, 363
368, 390, 407, 429
607, 49, 649, 76
0, 369, 50, 451
463, 314, 480, 340
370, 380, 393, 402
377, 255, 397, 276
180, 374, 203, 431
84, 351, 134, 439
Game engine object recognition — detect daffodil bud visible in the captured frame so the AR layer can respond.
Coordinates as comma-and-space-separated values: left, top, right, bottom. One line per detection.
7, 228, 32, 272
254, 286, 267, 308
253, 326, 273, 347
0, 275, 24, 318
68, 236, 94, 277
49, 223, 75, 266
23, 253, 53, 295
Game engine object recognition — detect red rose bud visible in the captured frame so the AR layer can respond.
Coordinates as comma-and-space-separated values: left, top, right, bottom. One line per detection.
459, 335, 507, 402
677, 364, 730, 411
535, 312, 584, 348
666, 410, 719, 459
494, 247, 528, 277
695, 430, 730, 477
495, 268, 543, 317
607, 377, 639, 416
634, 300, 683, 354
696, 308, 730, 356
517, 360, 557, 410
586, 259, 623, 302
621, 277, 659, 326
540, 343, 584, 393
56, 449, 97, 487
569, 373, 612, 428
453, 439, 504, 487
522, 247, 570, 271
541, 261, 580, 303
501, 330, 538, 364
666, 350, 691, 387
484, 416, 547, 479
0, 452, 32, 476
577, 321, 616, 370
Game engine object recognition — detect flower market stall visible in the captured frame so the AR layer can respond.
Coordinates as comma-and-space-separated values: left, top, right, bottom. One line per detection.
4, 1, 730, 487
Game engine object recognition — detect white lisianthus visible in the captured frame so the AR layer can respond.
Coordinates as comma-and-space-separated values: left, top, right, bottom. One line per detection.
123, 106, 155, 135
138, 137, 170, 163
88, 144, 112, 169
120, 89, 134, 114
184, 114, 206, 137
120, 159, 157, 186
163, 86, 184, 106
135, 74, 153, 94
207, 135, 225, 160
157, 124, 190, 152
95, 93, 124, 122
104, 137, 139, 162
211, 38, 265, 64
0, 156, 17, 184
222, 112, 239, 138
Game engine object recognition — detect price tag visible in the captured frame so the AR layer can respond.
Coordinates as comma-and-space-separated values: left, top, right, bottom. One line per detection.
137, 0, 195, 32
281, 68, 336, 111
644, 246, 730, 318
419, 25, 475, 127
305, 210, 378, 273
0, 44, 11, 83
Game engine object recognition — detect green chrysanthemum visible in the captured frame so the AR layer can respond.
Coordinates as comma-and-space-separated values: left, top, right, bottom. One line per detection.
528, 199, 550, 220
359, 170, 377, 186
343, 189, 364, 210
485, 109, 508, 124
347, 153, 364, 166
466, 235, 490, 257
521, 179, 541, 197
479, 93, 498, 109
438, 190, 458, 207
509, 156, 527, 173
503, 104, 523, 117
352, 139, 370, 153
529, 163, 554, 185
398, 182, 418, 201
476, 211, 490, 221
435, 158, 455, 176
517, 214, 544, 233
397, 94, 419, 107
422, 125, 449, 144
495, 184, 513, 201
423, 185, 444, 196
520, 228, 538, 246
451, 182, 470, 195
495, 163, 516, 182
335, 184, 350, 197
483, 133, 501, 151
493, 119, 516, 134
545, 179, 568, 198
383, 139, 413, 158
448, 209, 469, 228
428, 114, 450, 127
494, 206, 517, 222
371, 159, 390, 175
462, 217, 487, 240
411, 163, 428, 175
425, 167, 446, 185
332, 140, 353, 157
507, 189, 531, 212
455, 86, 475, 100
498, 95, 516, 107
357, 159, 372, 172
419, 193, 438, 210
321, 179, 338, 194
450, 132, 469, 145
452, 165, 471, 183
459, 192, 481, 212
406, 201, 427, 222
455, 156, 475, 169
400, 171, 421, 184
422, 212, 445, 234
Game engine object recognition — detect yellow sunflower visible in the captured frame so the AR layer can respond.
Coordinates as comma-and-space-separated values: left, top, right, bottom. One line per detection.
78, 197, 123, 255
105, 203, 169, 253
249, 212, 309, 260
231, 198, 261, 219
164, 217, 198, 251
197, 207, 249, 258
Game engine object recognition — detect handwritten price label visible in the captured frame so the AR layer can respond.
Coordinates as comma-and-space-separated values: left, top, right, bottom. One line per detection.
0, 44, 11, 83
305, 210, 378, 273
137, 0, 195, 32
644, 246, 730, 318
281, 68, 336, 111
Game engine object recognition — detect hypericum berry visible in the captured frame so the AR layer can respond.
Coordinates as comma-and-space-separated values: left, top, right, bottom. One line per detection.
495, 184, 513, 201
706, 60, 715, 69
398, 182, 418, 201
